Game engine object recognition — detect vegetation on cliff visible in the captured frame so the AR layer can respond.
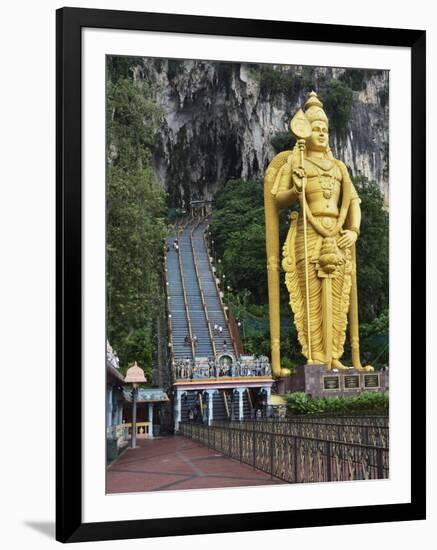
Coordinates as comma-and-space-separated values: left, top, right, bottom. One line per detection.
106, 58, 168, 378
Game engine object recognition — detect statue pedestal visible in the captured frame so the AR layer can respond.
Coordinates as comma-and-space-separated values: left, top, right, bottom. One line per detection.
277, 364, 389, 397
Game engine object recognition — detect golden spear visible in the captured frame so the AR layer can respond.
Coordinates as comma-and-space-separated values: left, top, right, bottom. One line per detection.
290, 109, 313, 363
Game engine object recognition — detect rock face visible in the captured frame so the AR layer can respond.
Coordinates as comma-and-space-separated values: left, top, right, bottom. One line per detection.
133, 59, 389, 207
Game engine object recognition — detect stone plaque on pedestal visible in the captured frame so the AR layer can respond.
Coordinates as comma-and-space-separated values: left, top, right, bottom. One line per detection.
323, 376, 340, 390
344, 375, 360, 389
276, 364, 389, 397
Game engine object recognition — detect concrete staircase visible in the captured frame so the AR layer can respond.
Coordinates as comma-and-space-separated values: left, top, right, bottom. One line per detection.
191, 219, 236, 356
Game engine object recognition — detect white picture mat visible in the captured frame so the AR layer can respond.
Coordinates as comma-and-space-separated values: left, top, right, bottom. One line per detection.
82, 27, 411, 524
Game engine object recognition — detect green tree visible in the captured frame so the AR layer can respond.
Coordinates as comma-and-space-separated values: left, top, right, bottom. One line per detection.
270, 131, 295, 154
324, 80, 353, 141
354, 177, 389, 324
106, 65, 167, 378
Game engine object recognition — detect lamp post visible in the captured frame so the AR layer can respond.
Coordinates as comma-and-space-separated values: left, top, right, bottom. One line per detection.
238, 320, 246, 340
124, 361, 147, 449
211, 240, 215, 262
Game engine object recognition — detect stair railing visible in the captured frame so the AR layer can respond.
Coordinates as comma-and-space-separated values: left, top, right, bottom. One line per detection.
223, 390, 230, 418
190, 218, 217, 357
202, 225, 238, 356
163, 244, 176, 376
246, 388, 253, 410
165, 217, 191, 371
177, 223, 196, 360
199, 392, 204, 416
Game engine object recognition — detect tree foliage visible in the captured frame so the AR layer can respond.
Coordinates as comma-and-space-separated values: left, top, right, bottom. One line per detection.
324, 80, 354, 141
270, 131, 295, 154
106, 61, 167, 378
354, 177, 389, 325
249, 65, 313, 100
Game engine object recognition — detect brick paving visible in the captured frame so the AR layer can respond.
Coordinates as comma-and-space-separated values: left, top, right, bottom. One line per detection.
106, 434, 285, 493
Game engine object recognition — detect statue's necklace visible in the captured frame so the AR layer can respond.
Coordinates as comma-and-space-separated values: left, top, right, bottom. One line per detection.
306, 157, 336, 200
306, 157, 334, 172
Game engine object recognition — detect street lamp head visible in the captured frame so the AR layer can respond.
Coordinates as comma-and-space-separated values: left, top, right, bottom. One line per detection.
125, 361, 147, 387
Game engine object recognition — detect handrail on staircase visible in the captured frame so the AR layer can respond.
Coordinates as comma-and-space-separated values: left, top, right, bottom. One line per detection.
164, 218, 192, 367
163, 245, 175, 369
177, 221, 196, 360
199, 392, 204, 416
246, 388, 253, 410
223, 390, 230, 418
190, 217, 217, 358
202, 226, 238, 357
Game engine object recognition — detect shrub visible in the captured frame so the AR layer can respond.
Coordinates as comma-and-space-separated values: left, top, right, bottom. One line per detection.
284, 391, 389, 415
270, 131, 295, 154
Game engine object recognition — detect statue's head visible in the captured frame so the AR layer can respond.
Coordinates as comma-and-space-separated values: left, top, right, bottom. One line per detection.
304, 91, 329, 153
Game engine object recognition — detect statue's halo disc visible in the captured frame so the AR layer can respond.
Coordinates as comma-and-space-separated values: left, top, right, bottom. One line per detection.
290, 109, 312, 139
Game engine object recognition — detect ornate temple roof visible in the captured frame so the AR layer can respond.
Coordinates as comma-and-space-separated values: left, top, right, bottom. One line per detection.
122, 388, 169, 403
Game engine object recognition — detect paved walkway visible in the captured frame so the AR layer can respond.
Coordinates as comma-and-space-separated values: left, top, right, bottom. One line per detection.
106, 435, 285, 493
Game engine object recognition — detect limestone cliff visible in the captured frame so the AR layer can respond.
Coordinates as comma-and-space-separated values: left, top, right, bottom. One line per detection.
131, 59, 389, 207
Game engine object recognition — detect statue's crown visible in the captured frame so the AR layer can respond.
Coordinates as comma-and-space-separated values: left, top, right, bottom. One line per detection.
304, 91, 328, 125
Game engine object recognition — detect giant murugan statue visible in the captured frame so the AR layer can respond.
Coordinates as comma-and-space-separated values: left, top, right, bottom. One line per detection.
264, 91, 373, 378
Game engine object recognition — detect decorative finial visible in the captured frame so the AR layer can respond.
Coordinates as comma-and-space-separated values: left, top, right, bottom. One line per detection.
304, 90, 324, 110
303, 90, 328, 124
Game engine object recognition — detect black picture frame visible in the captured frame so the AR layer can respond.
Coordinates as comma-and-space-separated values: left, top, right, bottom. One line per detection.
56, 6, 426, 543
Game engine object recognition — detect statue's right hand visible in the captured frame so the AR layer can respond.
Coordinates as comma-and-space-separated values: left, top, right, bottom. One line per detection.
292, 167, 306, 192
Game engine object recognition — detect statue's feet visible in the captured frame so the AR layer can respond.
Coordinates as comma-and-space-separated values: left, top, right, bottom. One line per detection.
280, 368, 292, 377
331, 359, 350, 370
309, 353, 326, 365
351, 361, 375, 372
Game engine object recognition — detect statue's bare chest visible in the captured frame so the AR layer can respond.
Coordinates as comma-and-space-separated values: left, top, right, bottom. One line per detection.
305, 159, 342, 201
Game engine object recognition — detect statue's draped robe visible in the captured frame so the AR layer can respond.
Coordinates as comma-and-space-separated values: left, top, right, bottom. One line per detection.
276, 156, 360, 364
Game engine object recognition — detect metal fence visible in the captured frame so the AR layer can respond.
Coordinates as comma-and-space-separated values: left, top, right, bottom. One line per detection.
212, 418, 389, 447
179, 421, 388, 483
283, 414, 389, 425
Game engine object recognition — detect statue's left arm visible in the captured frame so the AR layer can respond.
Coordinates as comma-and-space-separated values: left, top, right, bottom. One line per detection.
337, 161, 361, 249
336, 161, 373, 370
345, 182, 361, 234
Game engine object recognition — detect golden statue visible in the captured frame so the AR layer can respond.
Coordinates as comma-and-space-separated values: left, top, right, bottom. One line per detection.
264, 91, 373, 378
